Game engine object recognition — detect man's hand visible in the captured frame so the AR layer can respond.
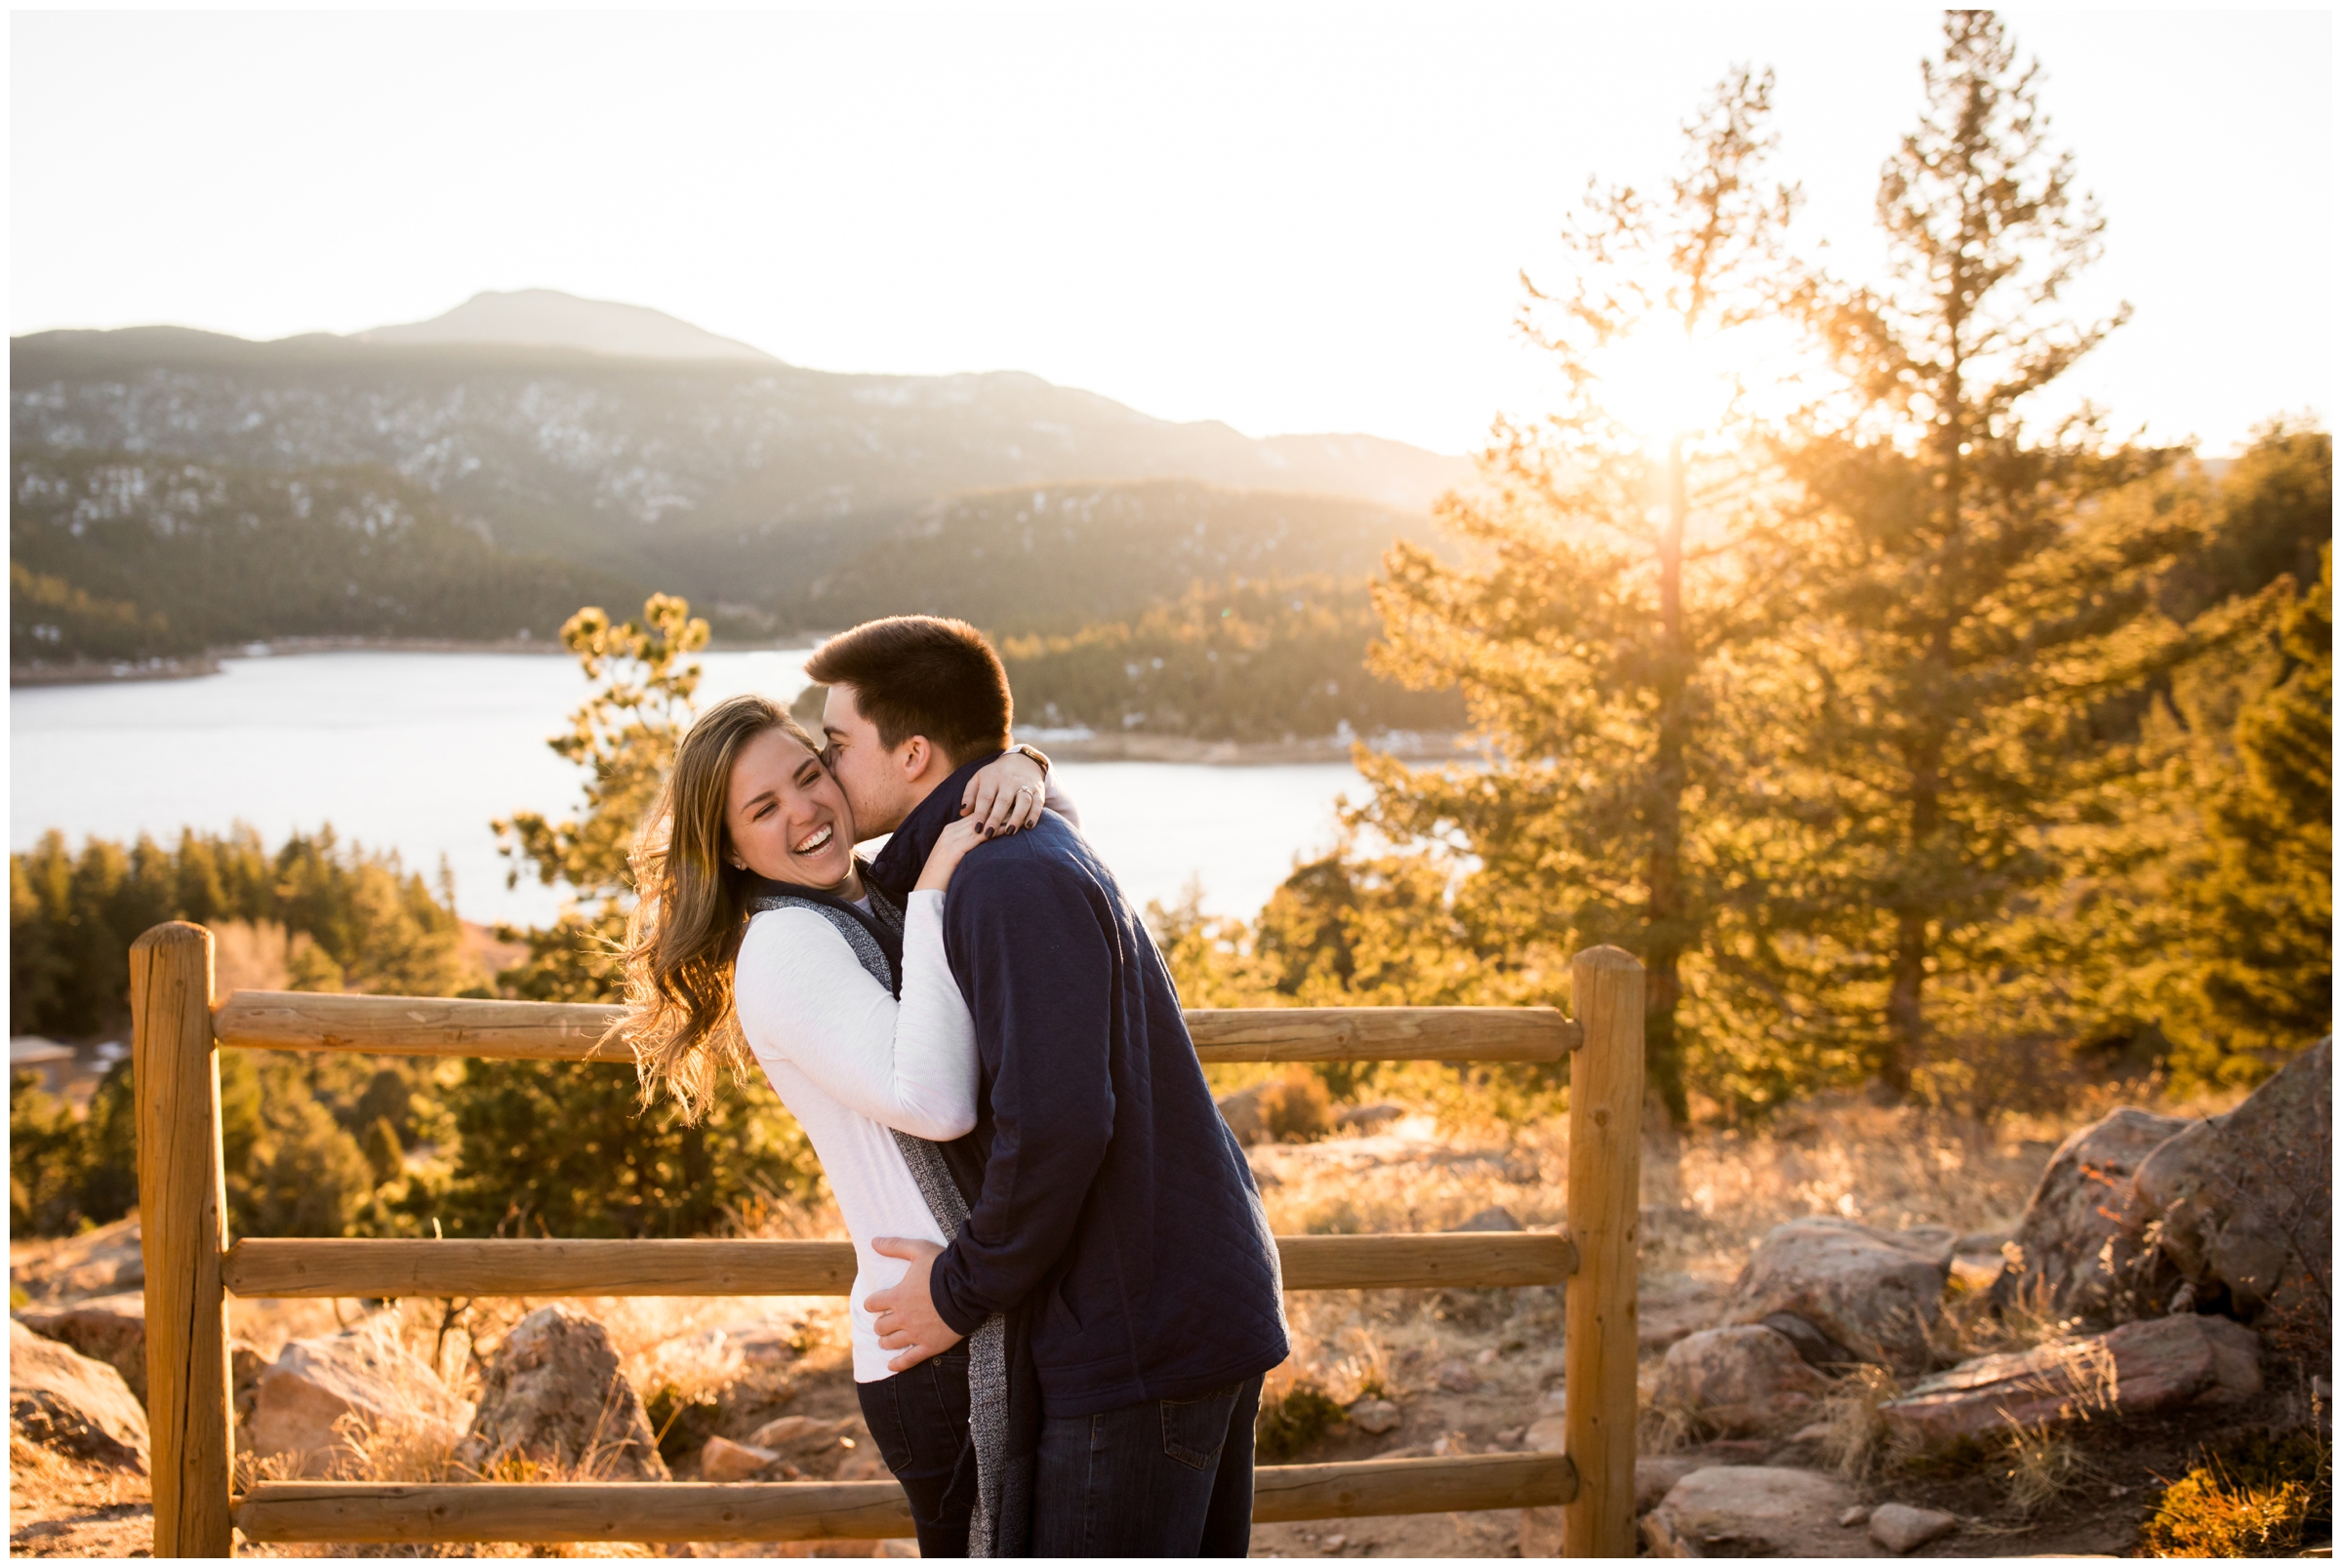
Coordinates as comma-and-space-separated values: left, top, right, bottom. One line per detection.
865, 1237, 966, 1372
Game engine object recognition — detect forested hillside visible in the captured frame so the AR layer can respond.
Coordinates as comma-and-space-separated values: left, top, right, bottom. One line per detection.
10, 451, 643, 663
10, 328, 1463, 600
787, 479, 1432, 633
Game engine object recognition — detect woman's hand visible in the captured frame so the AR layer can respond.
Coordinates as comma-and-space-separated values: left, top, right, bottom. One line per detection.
913, 815, 990, 893
960, 749, 1047, 836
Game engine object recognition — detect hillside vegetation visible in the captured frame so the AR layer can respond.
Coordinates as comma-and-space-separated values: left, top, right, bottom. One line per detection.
10, 451, 641, 662
10, 328, 1462, 597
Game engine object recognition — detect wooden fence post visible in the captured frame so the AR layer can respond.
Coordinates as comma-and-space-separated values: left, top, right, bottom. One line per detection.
1562, 945, 1644, 1557
132, 921, 235, 1556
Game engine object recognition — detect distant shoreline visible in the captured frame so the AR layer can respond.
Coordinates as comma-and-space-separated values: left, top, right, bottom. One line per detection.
10, 633, 813, 688
1030, 730, 1482, 766
10, 641, 1476, 766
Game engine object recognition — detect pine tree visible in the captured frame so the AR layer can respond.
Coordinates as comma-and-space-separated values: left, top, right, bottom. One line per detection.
2188, 545, 2332, 1068
435, 593, 821, 1239
1363, 68, 1803, 1119
1771, 13, 2202, 1099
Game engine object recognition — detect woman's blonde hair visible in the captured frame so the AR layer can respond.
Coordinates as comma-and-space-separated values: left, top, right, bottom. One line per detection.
618, 692, 824, 1121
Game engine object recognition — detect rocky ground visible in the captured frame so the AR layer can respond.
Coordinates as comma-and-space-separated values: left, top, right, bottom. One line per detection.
12, 1048, 2328, 1557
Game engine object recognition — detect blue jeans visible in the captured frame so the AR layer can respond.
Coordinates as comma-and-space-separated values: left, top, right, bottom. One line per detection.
1030, 1375, 1264, 1557
855, 1347, 977, 1558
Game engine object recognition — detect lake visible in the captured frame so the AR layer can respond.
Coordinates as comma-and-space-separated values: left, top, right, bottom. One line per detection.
9, 650, 1369, 929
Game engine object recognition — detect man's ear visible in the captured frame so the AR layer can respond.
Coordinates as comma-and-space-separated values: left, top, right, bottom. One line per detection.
896, 735, 933, 784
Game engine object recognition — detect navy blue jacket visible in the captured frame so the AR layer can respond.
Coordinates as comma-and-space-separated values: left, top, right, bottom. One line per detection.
868, 755, 1288, 1417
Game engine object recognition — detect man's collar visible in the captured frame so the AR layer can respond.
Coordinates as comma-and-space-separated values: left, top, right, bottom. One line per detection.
866, 751, 1002, 897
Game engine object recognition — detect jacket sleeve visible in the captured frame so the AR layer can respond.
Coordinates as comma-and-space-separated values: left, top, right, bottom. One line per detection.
927, 859, 1116, 1333
732, 903, 979, 1143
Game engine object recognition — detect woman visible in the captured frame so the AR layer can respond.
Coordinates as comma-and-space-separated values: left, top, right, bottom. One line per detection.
617, 692, 1060, 1557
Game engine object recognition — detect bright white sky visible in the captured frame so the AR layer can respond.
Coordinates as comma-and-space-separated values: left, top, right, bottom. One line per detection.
9, 8, 2332, 457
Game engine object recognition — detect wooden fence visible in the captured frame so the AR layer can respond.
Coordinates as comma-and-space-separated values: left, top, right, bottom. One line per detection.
131, 921, 1645, 1555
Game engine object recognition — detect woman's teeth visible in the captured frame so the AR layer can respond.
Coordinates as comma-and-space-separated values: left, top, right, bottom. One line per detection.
793, 824, 833, 855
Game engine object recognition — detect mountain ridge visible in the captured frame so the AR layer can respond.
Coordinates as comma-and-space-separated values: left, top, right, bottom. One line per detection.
355, 288, 777, 362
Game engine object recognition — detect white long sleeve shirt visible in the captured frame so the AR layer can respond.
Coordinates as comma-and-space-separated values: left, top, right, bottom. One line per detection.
733, 889, 979, 1383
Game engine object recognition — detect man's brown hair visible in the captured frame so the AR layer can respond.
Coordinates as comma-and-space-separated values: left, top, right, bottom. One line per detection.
803, 615, 1012, 767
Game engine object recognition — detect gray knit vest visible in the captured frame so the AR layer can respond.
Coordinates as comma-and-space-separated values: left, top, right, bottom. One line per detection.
744, 884, 1024, 1556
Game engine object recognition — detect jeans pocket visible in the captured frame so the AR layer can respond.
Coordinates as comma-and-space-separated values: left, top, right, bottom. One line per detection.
1160, 1385, 1235, 1471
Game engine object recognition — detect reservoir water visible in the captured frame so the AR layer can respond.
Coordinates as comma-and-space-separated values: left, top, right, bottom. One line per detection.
10, 650, 1369, 929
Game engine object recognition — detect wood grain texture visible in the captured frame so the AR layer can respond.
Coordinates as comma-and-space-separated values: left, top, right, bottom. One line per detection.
212, 990, 1578, 1064
232, 1480, 915, 1545
1562, 945, 1645, 1558
131, 922, 235, 1558
1274, 1232, 1575, 1289
1187, 1007, 1578, 1063
1251, 1452, 1576, 1522
232, 1456, 1576, 1544
223, 1238, 860, 1299
224, 1232, 1574, 1299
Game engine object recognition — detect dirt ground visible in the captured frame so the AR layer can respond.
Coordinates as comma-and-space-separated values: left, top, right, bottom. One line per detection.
13, 1087, 2321, 1559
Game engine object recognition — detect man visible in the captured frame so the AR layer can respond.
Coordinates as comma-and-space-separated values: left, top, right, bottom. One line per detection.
803, 615, 1288, 1557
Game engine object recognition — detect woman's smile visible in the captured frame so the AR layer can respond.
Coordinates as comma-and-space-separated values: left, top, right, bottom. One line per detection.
793, 823, 835, 857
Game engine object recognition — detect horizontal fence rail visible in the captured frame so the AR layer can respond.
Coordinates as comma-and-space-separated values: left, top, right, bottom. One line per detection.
231, 1454, 1577, 1545
221, 1232, 1576, 1299
133, 922, 1646, 1555
213, 990, 1580, 1064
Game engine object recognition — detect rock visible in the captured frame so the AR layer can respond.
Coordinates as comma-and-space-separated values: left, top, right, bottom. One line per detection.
1838, 1505, 1872, 1527
9, 1216, 143, 1305
17, 1291, 147, 1405
456, 1305, 666, 1481
1758, 1311, 1859, 1371
1336, 1103, 1405, 1133
249, 1322, 473, 1476
1522, 1415, 1567, 1453
836, 1450, 889, 1481
1880, 1313, 2261, 1447
1650, 1326, 1831, 1436
1869, 1503, 1957, 1552
1524, 1462, 1712, 1554
1956, 1228, 2013, 1256
1348, 1397, 1402, 1434
1450, 1206, 1524, 1233
1993, 1106, 2193, 1321
1636, 1455, 1709, 1513
230, 1340, 268, 1452
1723, 1218, 1951, 1369
746, 1413, 868, 1456
1216, 1083, 1271, 1145
2133, 1037, 2332, 1320
9, 1319, 149, 1471
1433, 1358, 1479, 1393
1643, 1465, 1873, 1557
701, 1435, 782, 1480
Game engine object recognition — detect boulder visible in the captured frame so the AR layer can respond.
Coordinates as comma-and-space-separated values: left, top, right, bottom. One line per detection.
456, 1305, 667, 1482
249, 1322, 474, 1477
1650, 1326, 1832, 1436
2133, 1037, 2331, 1321
17, 1291, 147, 1406
1215, 1084, 1271, 1146
745, 1413, 868, 1457
9, 1318, 149, 1472
1348, 1397, 1401, 1435
1521, 1414, 1567, 1453
1869, 1502, 1957, 1553
1880, 1312, 2261, 1447
1643, 1465, 1875, 1557
1433, 1358, 1479, 1393
9, 1215, 143, 1304
1450, 1206, 1524, 1233
1522, 1458, 1711, 1554
1635, 1455, 1712, 1513
1723, 1218, 1951, 1369
701, 1434, 782, 1480
1336, 1103, 1406, 1133
1756, 1311, 1858, 1372
1993, 1106, 2193, 1321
